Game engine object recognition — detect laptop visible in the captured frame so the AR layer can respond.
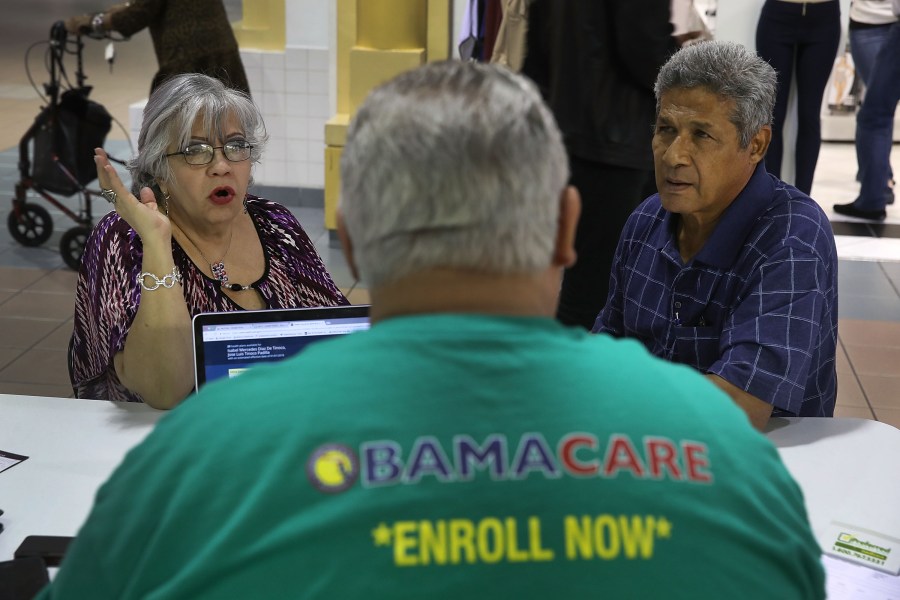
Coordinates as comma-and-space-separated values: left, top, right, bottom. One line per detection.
192, 305, 370, 390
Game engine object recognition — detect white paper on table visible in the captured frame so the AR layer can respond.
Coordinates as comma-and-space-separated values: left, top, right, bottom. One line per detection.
824, 555, 900, 599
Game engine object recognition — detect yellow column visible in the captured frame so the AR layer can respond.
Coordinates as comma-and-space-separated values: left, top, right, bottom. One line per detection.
324, 0, 451, 231
358, 0, 427, 49
233, 0, 286, 51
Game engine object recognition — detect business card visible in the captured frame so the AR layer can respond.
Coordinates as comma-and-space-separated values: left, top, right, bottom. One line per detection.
824, 521, 900, 576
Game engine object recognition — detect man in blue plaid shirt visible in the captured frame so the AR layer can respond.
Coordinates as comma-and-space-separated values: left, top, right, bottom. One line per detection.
593, 41, 838, 431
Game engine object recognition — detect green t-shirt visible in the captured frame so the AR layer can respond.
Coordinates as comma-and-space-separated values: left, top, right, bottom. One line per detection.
40, 315, 824, 599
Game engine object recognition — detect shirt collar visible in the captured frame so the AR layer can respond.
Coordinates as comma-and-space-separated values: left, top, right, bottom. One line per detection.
653, 161, 776, 268
694, 161, 775, 268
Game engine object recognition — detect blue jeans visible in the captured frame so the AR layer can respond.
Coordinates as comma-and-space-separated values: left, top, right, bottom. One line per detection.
850, 24, 893, 85
850, 24, 895, 185
854, 21, 900, 212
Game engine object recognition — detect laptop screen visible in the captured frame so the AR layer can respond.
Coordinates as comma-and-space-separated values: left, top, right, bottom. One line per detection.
192, 305, 370, 390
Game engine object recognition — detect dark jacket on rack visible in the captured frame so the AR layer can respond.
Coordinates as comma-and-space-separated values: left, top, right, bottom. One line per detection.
521, 0, 677, 170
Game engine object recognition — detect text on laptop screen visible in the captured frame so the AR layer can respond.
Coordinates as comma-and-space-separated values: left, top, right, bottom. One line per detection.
196, 310, 369, 387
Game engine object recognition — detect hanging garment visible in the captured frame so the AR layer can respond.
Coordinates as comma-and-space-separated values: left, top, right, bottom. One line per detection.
459, 0, 480, 60
491, 0, 533, 71
482, 0, 504, 60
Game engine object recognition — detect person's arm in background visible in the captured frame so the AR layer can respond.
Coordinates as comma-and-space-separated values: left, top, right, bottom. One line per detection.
670, 0, 710, 47
591, 218, 631, 336
64, 0, 161, 37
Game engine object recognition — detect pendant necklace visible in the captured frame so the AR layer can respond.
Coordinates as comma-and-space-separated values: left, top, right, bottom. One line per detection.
178, 225, 253, 292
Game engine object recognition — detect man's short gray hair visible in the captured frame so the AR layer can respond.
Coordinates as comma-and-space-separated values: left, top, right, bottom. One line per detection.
654, 41, 776, 148
340, 61, 569, 288
128, 73, 267, 196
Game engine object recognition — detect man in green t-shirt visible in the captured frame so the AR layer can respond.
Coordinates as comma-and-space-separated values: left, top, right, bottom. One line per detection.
40, 61, 825, 599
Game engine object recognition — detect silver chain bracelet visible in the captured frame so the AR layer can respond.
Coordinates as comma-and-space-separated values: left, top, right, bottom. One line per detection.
138, 266, 182, 291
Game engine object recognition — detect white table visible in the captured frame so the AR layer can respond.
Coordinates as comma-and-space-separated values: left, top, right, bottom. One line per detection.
766, 417, 900, 550
766, 417, 900, 596
0, 394, 162, 560
1, 396, 899, 595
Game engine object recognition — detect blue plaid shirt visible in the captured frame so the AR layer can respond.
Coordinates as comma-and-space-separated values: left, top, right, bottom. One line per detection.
593, 163, 838, 417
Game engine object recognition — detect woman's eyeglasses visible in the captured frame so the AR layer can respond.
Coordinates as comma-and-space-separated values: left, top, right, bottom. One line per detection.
166, 140, 253, 165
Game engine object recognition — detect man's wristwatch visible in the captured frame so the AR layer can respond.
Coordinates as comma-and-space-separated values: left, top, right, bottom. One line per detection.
91, 12, 105, 36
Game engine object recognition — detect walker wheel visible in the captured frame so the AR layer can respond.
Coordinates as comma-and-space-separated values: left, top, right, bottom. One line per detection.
60, 226, 92, 271
7, 203, 53, 247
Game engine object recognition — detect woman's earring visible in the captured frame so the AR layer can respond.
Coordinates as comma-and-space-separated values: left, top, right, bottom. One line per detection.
162, 191, 171, 216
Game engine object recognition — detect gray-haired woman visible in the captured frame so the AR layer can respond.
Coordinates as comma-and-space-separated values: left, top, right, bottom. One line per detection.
71, 73, 347, 409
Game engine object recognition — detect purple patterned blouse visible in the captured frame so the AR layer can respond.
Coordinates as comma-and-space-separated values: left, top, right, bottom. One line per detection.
71, 196, 348, 402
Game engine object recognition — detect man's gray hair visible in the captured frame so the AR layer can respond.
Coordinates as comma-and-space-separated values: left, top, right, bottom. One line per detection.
655, 41, 776, 148
340, 61, 569, 288
128, 73, 267, 196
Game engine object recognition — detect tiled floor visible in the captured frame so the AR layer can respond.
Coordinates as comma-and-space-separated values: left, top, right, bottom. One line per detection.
1, 0, 899, 428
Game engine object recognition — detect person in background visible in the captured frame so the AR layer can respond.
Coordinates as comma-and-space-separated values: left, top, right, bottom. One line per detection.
595, 41, 838, 432
755, 0, 841, 195
833, 0, 900, 220
70, 73, 346, 409
65, 0, 250, 95
41, 61, 824, 599
848, 0, 897, 107
520, 0, 679, 330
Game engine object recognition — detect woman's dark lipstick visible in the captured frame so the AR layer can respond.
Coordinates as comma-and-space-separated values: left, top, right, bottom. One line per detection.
209, 186, 236, 205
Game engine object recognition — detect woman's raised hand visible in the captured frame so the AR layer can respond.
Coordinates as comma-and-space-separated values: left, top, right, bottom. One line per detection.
95, 147, 172, 245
